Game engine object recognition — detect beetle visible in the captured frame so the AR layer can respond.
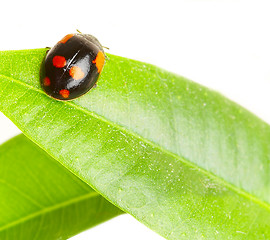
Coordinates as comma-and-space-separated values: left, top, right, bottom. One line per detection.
40, 33, 105, 100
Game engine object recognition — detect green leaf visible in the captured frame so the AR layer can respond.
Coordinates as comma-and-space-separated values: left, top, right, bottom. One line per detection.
0, 134, 122, 239
1, 48, 270, 239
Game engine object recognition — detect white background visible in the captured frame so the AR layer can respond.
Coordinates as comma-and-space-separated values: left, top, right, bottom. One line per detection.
1, 0, 270, 239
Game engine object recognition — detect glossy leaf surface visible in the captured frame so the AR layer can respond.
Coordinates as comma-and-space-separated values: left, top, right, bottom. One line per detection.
0, 134, 122, 239
0, 49, 270, 239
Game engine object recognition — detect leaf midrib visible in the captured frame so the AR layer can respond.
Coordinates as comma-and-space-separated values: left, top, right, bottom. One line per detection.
0, 191, 99, 232
1, 73, 270, 213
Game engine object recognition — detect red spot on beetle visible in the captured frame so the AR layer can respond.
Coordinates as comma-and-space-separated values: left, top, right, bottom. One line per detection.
69, 66, 85, 80
59, 89, 70, 98
92, 51, 105, 73
53, 56, 66, 68
59, 34, 74, 44
43, 77, 51, 86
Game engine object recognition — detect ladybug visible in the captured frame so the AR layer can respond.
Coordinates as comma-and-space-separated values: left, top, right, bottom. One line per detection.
40, 33, 105, 100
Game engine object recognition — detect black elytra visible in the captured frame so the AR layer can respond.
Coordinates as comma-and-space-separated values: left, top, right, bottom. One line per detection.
40, 33, 105, 100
